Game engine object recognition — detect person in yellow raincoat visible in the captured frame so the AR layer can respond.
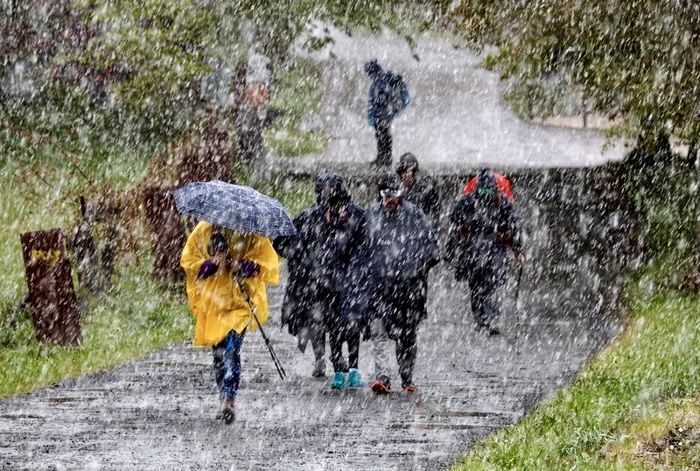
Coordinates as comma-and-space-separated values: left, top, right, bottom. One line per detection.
181, 221, 279, 424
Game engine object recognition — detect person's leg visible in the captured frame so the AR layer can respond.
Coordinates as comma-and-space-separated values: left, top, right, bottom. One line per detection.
347, 327, 360, 370
469, 274, 489, 329
213, 329, 245, 424
221, 330, 245, 401
212, 340, 226, 394
328, 324, 351, 373
374, 122, 392, 166
309, 304, 326, 377
396, 325, 418, 390
326, 292, 348, 373
483, 256, 508, 334
371, 317, 393, 392
328, 324, 348, 389
345, 325, 365, 388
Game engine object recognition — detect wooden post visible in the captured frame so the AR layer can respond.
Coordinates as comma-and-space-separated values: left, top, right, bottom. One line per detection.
20, 229, 81, 347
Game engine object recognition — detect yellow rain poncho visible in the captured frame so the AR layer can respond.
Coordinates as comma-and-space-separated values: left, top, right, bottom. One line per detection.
180, 221, 279, 346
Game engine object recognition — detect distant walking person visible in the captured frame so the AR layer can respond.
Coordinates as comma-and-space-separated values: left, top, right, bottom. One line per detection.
445, 168, 524, 336
181, 223, 279, 424
396, 152, 441, 228
364, 60, 410, 168
274, 173, 367, 389
344, 173, 439, 394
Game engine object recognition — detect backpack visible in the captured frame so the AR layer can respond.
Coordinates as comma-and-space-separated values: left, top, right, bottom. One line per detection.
462, 173, 515, 202
384, 72, 410, 119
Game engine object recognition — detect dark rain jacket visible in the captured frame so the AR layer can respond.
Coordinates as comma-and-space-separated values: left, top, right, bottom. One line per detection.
401, 177, 441, 229
273, 202, 365, 341
445, 192, 521, 284
367, 71, 410, 128
343, 200, 439, 335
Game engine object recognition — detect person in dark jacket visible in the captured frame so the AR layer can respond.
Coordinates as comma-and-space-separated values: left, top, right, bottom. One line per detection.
273, 173, 367, 389
343, 173, 439, 394
396, 152, 441, 228
445, 168, 525, 336
365, 60, 410, 168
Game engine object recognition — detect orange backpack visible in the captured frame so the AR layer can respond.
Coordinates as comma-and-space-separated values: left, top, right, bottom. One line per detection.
461, 172, 514, 202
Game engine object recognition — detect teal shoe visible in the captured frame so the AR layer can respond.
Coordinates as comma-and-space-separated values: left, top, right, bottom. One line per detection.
347, 369, 366, 388
330, 371, 346, 389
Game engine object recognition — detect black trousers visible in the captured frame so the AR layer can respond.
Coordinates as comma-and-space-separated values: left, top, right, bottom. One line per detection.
309, 289, 360, 372
374, 121, 392, 166
394, 325, 418, 388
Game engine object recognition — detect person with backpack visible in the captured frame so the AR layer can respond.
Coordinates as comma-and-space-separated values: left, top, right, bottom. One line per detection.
273, 173, 367, 389
462, 170, 515, 201
364, 59, 410, 168
343, 173, 439, 394
445, 168, 524, 336
396, 152, 441, 229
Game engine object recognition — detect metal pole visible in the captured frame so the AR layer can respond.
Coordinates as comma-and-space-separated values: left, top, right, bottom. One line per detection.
235, 275, 287, 380
514, 260, 524, 311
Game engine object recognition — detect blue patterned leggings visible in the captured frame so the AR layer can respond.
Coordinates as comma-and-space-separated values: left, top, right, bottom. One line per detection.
212, 329, 246, 401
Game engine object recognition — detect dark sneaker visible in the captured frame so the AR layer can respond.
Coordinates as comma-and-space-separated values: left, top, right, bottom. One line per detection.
312, 358, 326, 378
221, 399, 235, 425
488, 327, 501, 336
371, 379, 391, 395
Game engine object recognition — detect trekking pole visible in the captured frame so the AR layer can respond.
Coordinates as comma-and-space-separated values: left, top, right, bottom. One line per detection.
235, 275, 287, 380
514, 259, 524, 312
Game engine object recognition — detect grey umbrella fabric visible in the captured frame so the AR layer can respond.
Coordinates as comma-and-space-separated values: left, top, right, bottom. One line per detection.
173, 180, 296, 238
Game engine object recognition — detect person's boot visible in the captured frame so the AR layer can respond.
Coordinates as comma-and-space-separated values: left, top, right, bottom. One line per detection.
330, 371, 346, 389
312, 358, 326, 378
371, 374, 391, 394
346, 368, 366, 388
221, 399, 235, 425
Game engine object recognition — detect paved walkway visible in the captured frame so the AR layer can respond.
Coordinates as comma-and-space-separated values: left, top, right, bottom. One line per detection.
0, 263, 619, 470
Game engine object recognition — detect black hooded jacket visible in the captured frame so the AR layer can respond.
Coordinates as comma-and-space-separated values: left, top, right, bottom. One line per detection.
342, 199, 440, 332
273, 179, 365, 338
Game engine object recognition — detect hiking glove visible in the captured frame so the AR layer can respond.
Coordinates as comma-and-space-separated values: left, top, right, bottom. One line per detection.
238, 260, 261, 277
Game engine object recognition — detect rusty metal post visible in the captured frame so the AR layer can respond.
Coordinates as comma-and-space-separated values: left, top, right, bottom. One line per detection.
20, 229, 81, 347
144, 187, 186, 283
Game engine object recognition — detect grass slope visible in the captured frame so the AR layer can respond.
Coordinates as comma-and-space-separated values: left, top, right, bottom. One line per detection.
455, 272, 700, 470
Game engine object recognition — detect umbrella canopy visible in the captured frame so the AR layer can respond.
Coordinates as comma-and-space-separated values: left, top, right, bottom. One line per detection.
173, 180, 296, 238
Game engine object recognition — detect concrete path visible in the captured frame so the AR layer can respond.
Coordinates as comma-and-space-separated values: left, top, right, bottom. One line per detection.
0, 262, 619, 470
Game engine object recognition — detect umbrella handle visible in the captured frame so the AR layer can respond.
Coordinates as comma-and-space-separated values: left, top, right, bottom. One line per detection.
235, 275, 287, 380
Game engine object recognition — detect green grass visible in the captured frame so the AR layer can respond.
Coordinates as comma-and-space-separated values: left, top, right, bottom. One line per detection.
264, 58, 330, 157
0, 142, 195, 398
0, 133, 315, 399
454, 271, 700, 470
0, 263, 193, 398
0, 142, 152, 304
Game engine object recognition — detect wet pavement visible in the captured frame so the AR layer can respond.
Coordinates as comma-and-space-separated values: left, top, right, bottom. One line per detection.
0, 261, 620, 471
0, 33, 633, 471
